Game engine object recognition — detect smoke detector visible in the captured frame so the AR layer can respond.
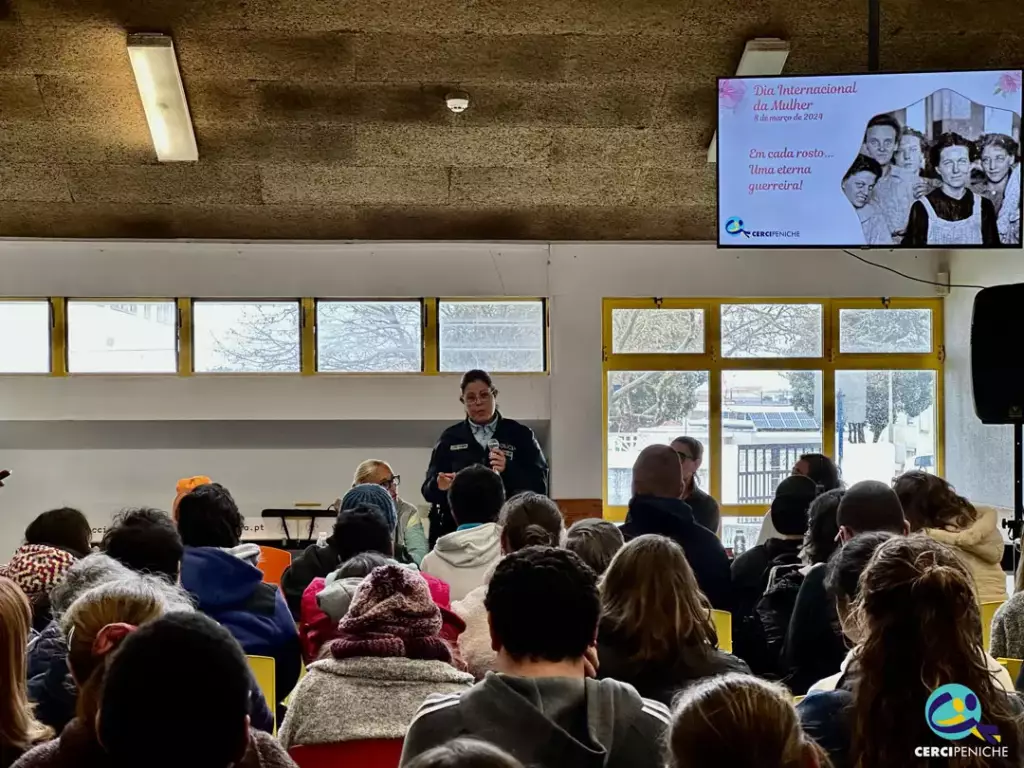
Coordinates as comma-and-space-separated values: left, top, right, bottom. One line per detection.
445, 91, 470, 113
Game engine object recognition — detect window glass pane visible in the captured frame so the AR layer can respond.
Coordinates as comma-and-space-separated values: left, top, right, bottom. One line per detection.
0, 301, 50, 373
194, 301, 300, 373
722, 516, 768, 557
839, 308, 932, 354
607, 370, 710, 507
836, 369, 937, 486
721, 303, 823, 358
67, 300, 177, 373
439, 300, 545, 373
721, 370, 823, 505
611, 308, 705, 354
317, 301, 422, 372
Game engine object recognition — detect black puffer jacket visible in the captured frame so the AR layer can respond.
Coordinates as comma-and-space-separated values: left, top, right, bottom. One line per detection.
280, 542, 344, 620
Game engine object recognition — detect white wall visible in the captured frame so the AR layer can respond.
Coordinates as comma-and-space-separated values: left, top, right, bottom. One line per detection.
0, 239, 940, 552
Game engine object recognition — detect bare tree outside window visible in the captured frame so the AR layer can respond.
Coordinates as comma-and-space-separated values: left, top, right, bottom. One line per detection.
721, 303, 823, 358
317, 301, 422, 372
193, 301, 301, 373
438, 300, 545, 373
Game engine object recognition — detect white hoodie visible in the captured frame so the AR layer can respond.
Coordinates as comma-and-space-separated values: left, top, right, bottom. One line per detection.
421, 522, 502, 601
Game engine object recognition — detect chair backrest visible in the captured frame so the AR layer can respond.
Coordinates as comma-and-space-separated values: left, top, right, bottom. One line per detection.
289, 740, 404, 768
712, 609, 732, 653
257, 546, 292, 586
247, 655, 277, 733
980, 601, 1004, 652
793, 695, 806, 704
998, 657, 1023, 684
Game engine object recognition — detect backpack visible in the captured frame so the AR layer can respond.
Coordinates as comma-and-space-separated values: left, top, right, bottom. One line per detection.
756, 563, 806, 678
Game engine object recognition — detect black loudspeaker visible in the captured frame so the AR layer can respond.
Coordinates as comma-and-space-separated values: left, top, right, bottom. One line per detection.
972, 283, 1024, 424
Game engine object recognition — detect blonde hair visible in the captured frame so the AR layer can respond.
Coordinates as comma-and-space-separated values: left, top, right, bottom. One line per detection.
599, 534, 717, 669
0, 577, 52, 751
62, 574, 193, 725
669, 673, 831, 768
353, 460, 391, 486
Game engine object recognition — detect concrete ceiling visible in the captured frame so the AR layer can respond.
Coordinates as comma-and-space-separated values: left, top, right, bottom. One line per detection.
0, 0, 1020, 240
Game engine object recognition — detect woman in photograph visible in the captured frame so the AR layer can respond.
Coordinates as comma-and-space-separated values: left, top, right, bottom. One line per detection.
840, 155, 892, 245
872, 127, 934, 240
902, 132, 1000, 246
973, 133, 1021, 245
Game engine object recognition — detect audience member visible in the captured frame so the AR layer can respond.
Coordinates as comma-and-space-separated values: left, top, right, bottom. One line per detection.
669, 674, 831, 768
15, 612, 297, 768
280, 564, 472, 750
281, 484, 397, 618
620, 445, 732, 609
0, 577, 52, 768
798, 536, 1022, 768
172, 475, 211, 520
23, 508, 92, 559
421, 466, 505, 601
402, 547, 670, 768
354, 459, 429, 566
100, 508, 183, 582
757, 489, 843, 675
564, 518, 624, 576
732, 475, 818, 670
671, 436, 720, 533
405, 740, 524, 768
0, 545, 76, 632
758, 454, 842, 544
177, 482, 301, 716
453, 492, 565, 678
783, 480, 907, 694
597, 535, 748, 704
991, 559, 1024, 659
894, 471, 1007, 602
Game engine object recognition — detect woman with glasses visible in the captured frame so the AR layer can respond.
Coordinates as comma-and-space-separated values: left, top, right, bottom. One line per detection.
422, 370, 549, 548
353, 460, 429, 566
670, 437, 719, 534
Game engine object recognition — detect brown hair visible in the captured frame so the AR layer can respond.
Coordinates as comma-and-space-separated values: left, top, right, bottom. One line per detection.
892, 471, 978, 532
499, 492, 565, 553
669, 673, 831, 768
565, 518, 624, 576
599, 535, 717, 670
0, 577, 52, 753
849, 535, 1019, 768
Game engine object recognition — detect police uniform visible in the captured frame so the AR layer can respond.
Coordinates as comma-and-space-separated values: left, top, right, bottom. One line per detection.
421, 413, 549, 547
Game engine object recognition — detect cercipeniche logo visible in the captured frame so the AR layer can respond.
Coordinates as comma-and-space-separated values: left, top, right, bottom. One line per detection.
724, 216, 750, 237
925, 684, 1000, 745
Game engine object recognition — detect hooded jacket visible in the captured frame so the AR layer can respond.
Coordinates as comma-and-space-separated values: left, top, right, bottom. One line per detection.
181, 544, 301, 715
923, 504, 1007, 603
421, 523, 502, 602
400, 673, 670, 768
620, 496, 733, 611
281, 542, 344, 620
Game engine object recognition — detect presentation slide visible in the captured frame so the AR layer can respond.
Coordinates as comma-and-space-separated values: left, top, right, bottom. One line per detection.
717, 70, 1023, 248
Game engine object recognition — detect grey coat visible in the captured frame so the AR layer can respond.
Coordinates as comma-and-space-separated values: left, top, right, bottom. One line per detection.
991, 592, 1024, 660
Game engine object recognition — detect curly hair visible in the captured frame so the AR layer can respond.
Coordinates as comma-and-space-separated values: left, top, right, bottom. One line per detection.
892, 471, 977, 532
800, 489, 843, 565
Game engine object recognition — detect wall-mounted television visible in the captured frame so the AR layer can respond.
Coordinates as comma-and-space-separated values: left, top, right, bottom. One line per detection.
716, 69, 1023, 249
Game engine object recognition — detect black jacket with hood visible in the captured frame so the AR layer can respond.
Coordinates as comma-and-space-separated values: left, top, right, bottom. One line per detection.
280, 541, 344, 620
400, 674, 669, 768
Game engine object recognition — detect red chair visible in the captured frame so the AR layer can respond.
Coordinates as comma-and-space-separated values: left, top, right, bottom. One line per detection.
289, 741, 403, 768
257, 546, 292, 586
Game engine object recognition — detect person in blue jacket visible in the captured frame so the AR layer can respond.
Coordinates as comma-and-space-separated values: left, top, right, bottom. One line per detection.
177, 483, 301, 722
422, 370, 549, 547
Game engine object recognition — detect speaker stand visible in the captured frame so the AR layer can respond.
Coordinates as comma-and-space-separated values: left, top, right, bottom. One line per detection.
1004, 423, 1024, 547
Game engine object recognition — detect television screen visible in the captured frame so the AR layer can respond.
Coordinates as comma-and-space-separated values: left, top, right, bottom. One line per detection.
716, 70, 1023, 248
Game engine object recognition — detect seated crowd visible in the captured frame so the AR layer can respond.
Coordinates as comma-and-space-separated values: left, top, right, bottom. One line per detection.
2, 438, 1023, 768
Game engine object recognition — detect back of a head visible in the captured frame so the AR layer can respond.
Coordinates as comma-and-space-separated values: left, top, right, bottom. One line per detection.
342, 483, 397, 533
405, 739, 524, 768
336, 551, 392, 579
849, 535, 1018, 768
600, 534, 716, 665
499, 492, 565, 552
24, 507, 92, 557
797, 453, 842, 492
892, 471, 978, 532
632, 444, 683, 499
49, 553, 132, 618
449, 465, 506, 526
801, 489, 843, 565
100, 612, 251, 768
332, 504, 394, 561
836, 480, 906, 535
669, 673, 827, 768
0, 575, 33, 716
485, 546, 598, 663
565, 518, 624, 575
770, 475, 819, 537
824, 531, 895, 607
101, 508, 183, 582
176, 483, 243, 549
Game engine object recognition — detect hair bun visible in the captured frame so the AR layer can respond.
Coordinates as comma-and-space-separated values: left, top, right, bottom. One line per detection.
521, 524, 556, 547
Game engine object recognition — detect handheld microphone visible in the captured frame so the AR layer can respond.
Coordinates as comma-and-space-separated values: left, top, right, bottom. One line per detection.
487, 439, 501, 471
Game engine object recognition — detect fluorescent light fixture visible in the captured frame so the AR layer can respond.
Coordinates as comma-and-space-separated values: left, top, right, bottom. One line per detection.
127, 33, 198, 162
708, 38, 790, 163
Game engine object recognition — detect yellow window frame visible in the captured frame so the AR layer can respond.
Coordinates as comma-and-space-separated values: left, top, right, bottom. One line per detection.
602, 297, 944, 523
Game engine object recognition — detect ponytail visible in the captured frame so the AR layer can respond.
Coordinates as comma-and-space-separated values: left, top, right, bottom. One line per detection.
499, 493, 565, 554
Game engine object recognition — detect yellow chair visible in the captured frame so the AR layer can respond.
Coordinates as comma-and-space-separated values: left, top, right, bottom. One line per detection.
998, 657, 1023, 683
793, 695, 806, 705
712, 610, 732, 653
247, 655, 277, 734
980, 601, 1004, 652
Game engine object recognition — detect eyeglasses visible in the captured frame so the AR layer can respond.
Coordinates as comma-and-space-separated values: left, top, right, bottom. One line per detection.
463, 392, 494, 406
675, 451, 695, 462
379, 475, 400, 489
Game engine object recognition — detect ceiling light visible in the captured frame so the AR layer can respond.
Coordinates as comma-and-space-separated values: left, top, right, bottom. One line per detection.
446, 91, 470, 114
127, 33, 198, 162
708, 38, 790, 163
